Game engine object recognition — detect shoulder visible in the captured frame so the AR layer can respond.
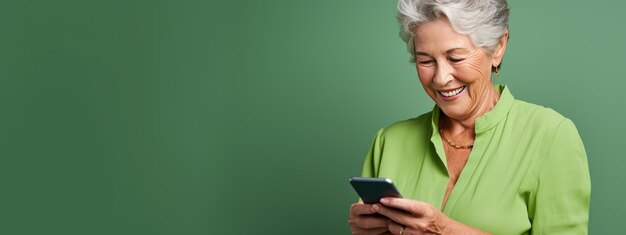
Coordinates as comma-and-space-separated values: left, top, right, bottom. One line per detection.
508, 99, 571, 132
508, 99, 584, 158
385, 112, 432, 131
375, 111, 433, 143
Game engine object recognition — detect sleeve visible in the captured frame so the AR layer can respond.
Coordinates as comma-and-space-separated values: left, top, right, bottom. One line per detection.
360, 128, 385, 178
530, 119, 591, 235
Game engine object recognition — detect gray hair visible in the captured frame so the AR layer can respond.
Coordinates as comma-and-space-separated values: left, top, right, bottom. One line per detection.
397, 0, 510, 62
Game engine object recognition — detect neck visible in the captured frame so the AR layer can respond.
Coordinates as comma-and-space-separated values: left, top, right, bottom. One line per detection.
440, 85, 500, 136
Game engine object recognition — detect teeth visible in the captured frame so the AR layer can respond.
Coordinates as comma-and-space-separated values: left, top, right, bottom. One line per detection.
440, 86, 464, 97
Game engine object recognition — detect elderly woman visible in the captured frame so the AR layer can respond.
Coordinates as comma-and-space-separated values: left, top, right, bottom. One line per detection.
348, 0, 590, 234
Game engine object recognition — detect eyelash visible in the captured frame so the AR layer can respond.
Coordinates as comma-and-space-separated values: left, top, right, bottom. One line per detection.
417, 58, 465, 65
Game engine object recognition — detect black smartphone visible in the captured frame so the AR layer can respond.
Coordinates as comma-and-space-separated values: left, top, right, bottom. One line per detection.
349, 177, 402, 204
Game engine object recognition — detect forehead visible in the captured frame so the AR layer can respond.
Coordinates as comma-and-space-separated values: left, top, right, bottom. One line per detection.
413, 17, 475, 54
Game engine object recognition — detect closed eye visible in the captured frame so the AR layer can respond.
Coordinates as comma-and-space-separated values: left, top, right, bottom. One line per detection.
449, 58, 465, 63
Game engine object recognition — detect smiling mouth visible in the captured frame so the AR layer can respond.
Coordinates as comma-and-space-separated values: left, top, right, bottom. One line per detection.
438, 86, 466, 98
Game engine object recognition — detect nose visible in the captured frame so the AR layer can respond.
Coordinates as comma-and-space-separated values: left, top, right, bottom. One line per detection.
433, 61, 453, 87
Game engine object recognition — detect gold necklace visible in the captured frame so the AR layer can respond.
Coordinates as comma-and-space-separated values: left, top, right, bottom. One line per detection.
439, 129, 474, 149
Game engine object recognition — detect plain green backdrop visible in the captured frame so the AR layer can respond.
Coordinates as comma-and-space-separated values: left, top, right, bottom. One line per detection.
1, 0, 625, 234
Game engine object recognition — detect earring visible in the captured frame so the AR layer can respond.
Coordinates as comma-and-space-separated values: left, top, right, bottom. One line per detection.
494, 66, 500, 78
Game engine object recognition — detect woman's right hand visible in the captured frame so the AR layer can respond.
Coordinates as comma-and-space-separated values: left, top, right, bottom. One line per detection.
349, 201, 391, 235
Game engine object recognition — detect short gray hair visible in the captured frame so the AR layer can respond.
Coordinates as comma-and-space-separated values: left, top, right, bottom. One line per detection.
397, 0, 510, 62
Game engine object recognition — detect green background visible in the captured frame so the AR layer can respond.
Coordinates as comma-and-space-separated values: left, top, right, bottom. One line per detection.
1, 0, 624, 234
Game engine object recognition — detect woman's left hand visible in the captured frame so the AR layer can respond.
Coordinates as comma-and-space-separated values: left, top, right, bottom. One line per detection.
372, 197, 490, 235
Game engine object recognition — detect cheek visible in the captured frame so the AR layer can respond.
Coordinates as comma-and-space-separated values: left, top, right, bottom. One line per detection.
456, 60, 488, 83
416, 68, 438, 97
459, 59, 492, 103
416, 67, 434, 85
455, 50, 490, 82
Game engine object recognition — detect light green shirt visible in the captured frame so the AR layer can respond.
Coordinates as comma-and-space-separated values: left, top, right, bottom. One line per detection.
361, 85, 590, 234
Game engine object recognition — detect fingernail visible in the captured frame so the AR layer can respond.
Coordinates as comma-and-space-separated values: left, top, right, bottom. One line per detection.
380, 198, 389, 204
372, 204, 379, 212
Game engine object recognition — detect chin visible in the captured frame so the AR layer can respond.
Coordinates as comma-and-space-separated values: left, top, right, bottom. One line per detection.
438, 102, 469, 119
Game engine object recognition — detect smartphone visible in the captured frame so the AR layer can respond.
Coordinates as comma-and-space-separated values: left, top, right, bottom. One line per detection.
349, 177, 402, 204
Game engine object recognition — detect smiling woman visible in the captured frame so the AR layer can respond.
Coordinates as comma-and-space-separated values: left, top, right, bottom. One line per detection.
348, 0, 591, 234
413, 16, 505, 126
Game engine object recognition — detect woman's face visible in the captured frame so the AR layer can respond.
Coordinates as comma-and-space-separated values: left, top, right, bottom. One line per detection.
413, 17, 505, 121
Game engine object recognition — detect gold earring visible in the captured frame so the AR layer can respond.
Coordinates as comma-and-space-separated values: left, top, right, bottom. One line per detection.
494, 66, 500, 78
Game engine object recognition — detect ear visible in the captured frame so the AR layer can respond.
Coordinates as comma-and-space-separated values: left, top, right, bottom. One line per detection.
491, 30, 509, 67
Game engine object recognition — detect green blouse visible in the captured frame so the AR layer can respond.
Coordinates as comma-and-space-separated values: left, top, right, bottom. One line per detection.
361, 85, 590, 234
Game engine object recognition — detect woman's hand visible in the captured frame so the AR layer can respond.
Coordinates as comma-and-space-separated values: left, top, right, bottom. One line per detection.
349, 201, 392, 234
372, 198, 491, 235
